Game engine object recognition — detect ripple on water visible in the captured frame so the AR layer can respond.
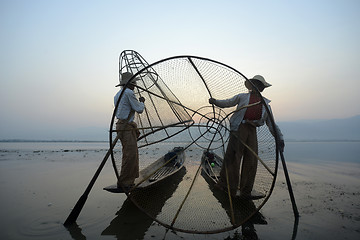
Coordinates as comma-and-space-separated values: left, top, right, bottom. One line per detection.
16, 216, 66, 239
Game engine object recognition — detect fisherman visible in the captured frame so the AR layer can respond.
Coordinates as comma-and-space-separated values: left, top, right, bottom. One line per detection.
209, 75, 284, 199
114, 72, 145, 190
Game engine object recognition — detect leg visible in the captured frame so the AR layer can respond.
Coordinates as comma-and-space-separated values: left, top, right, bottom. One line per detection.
117, 122, 139, 186
219, 127, 246, 196
239, 125, 258, 195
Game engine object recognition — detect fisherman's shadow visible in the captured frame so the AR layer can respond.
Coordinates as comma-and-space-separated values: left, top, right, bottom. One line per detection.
101, 167, 186, 240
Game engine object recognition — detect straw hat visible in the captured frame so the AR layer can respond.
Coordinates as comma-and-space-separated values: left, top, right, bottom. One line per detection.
245, 75, 272, 90
115, 72, 139, 87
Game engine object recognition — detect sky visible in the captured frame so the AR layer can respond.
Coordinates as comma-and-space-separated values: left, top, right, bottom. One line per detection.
1, 0, 360, 140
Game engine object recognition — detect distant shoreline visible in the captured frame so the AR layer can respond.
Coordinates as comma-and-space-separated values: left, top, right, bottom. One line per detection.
0, 139, 108, 143
1, 139, 359, 143
283, 139, 360, 143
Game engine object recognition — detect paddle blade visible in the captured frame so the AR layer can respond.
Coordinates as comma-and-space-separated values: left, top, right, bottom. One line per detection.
63, 194, 88, 227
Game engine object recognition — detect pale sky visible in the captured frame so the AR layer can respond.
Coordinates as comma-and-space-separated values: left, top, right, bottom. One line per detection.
1, 0, 359, 140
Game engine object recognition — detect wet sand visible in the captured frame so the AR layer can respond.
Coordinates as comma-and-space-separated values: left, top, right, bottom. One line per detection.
0, 142, 359, 239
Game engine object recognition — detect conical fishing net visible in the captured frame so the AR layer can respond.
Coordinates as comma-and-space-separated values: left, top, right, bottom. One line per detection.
109, 52, 280, 234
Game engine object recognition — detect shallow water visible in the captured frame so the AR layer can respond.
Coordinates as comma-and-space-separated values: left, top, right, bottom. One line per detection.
0, 141, 359, 239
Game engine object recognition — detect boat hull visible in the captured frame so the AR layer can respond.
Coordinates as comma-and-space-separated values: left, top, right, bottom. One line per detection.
104, 147, 185, 193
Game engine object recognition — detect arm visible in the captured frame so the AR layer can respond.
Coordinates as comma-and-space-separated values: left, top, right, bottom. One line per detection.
127, 90, 145, 113
209, 94, 243, 108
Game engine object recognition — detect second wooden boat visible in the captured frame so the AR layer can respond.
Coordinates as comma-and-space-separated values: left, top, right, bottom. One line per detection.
104, 147, 185, 193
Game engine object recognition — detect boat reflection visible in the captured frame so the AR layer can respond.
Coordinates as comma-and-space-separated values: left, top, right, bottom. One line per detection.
101, 167, 186, 239
201, 170, 267, 239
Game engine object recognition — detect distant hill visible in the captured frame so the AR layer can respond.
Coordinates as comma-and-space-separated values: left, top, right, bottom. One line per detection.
277, 115, 360, 141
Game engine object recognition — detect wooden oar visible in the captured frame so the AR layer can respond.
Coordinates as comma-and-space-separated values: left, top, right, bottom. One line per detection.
63, 136, 119, 227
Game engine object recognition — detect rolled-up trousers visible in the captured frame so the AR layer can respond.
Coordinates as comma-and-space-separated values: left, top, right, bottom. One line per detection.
116, 120, 139, 186
219, 123, 258, 196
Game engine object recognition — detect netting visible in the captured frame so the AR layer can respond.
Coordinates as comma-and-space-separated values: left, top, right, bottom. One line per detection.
108, 52, 279, 234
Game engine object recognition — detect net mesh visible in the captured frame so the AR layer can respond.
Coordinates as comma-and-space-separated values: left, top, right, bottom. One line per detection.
109, 53, 279, 234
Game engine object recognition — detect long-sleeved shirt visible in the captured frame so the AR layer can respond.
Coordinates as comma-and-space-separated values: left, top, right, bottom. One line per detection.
212, 92, 284, 140
114, 88, 144, 122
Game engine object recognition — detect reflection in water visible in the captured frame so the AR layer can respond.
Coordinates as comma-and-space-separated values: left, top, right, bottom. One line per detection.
66, 223, 86, 240
102, 198, 153, 239
291, 216, 299, 240
65, 166, 298, 240
101, 168, 186, 239
201, 171, 267, 239
201, 169, 299, 240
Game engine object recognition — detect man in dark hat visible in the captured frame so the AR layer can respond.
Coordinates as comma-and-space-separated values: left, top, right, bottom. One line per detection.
114, 72, 145, 190
209, 75, 284, 199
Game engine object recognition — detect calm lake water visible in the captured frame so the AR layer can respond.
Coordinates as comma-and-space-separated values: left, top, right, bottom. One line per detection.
0, 141, 359, 240
1, 141, 359, 163
284, 141, 360, 163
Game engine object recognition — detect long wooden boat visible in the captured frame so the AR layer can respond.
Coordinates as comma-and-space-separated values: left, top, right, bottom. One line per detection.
201, 150, 222, 184
201, 150, 265, 200
104, 147, 185, 193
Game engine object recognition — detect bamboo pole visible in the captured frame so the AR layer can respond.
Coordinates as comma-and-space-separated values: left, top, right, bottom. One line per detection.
280, 151, 300, 219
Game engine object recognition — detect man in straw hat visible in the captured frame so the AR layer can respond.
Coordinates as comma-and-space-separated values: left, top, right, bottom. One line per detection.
209, 75, 284, 199
114, 72, 145, 190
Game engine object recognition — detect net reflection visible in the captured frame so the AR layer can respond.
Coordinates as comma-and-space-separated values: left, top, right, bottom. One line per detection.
201, 169, 267, 233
